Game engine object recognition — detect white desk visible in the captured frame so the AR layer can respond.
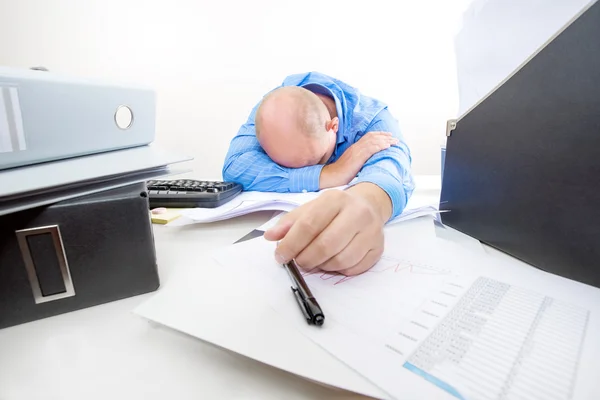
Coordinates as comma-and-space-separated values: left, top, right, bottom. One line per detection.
0, 175, 443, 400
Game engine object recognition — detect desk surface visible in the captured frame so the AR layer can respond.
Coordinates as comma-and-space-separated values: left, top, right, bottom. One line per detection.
0, 175, 441, 400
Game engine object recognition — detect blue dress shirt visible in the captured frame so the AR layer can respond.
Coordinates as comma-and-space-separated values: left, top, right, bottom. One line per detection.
222, 72, 414, 219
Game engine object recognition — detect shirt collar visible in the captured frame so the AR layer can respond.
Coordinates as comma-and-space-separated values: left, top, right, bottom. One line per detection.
301, 83, 345, 145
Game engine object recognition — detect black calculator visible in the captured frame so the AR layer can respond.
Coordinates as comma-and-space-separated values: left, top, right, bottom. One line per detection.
146, 179, 243, 209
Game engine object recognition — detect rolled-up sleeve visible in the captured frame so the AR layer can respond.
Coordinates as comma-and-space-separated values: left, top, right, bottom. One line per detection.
352, 108, 415, 219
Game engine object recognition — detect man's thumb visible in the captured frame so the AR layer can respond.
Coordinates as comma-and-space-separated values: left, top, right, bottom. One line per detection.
264, 216, 295, 241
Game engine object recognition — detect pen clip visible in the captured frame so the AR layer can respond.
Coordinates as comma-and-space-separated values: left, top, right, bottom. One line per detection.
291, 287, 311, 322
284, 261, 324, 326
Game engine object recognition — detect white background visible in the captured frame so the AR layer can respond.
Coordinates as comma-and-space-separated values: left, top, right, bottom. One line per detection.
0, 0, 473, 178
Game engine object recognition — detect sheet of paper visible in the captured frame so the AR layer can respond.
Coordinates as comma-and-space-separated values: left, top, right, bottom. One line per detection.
168, 199, 298, 226
213, 223, 600, 400
231, 190, 321, 204
133, 250, 388, 399
256, 211, 286, 231
168, 191, 321, 225
167, 188, 442, 226
254, 206, 444, 231
255, 208, 444, 235
404, 192, 441, 210
399, 277, 590, 400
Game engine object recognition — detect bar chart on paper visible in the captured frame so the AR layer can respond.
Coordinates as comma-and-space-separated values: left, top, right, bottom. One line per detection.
303, 254, 453, 286
212, 234, 594, 400
397, 277, 590, 400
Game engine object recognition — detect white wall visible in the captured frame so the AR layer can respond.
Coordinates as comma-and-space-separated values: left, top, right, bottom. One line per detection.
0, 0, 471, 179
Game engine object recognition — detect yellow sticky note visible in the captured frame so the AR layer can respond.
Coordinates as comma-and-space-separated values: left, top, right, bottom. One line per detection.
150, 209, 182, 225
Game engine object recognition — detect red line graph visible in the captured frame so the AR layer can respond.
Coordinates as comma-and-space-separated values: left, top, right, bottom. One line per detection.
302, 256, 451, 286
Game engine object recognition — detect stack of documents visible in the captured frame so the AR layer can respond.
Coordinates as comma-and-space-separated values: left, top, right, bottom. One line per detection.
168, 189, 442, 226
170, 191, 320, 225
136, 216, 600, 399
210, 223, 600, 399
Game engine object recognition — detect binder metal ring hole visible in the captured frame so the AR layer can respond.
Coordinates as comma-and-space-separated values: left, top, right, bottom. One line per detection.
115, 105, 134, 130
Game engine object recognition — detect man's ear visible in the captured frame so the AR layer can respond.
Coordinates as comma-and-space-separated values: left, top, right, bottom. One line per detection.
326, 117, 339, 134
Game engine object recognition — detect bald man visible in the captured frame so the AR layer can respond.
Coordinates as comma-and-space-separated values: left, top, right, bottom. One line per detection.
223, 72, 414, 276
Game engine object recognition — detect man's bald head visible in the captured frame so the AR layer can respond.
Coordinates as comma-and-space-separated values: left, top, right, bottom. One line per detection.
255, 86, 336, 168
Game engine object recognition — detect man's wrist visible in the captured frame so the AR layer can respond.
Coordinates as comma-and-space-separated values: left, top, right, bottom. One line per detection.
346, 182, 393, 224
319, 163, 345, 189
288, 165, 324, 192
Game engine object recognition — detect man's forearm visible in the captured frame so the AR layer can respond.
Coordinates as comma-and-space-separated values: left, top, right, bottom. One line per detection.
346, 182, 393, 224
319, 164, 344, 189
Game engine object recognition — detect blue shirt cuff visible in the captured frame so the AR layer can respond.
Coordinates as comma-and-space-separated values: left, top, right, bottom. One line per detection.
288, 164, 324, 192
352, 173, 407, 220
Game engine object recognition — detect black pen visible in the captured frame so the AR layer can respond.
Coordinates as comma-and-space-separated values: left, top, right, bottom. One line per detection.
283, 259, 325, 326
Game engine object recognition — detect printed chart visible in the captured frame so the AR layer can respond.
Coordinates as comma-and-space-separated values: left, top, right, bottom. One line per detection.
398, 277, 590, 400
303, 254, 453, 286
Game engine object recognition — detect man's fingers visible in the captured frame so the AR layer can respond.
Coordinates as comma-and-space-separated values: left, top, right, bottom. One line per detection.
363, 135, 398, 149
273, 199, 342, 264
364, 131, 392, 137
363, 131, 396, 142
339, 247, 384, 276
317, 231, 371, 273
362, 138, 397, 158
264, 213, 296, 241
376, 136, 399, 146
350, 131, 398, 164
295, 208, 359, 270
358, 131, 388, 144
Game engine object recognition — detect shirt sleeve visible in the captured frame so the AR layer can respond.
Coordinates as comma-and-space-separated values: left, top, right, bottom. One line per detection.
222, 102, 324, 193
351, 108, 415, 220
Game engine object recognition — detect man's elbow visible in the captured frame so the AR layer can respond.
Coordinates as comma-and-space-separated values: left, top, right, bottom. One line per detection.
222, 163, 234, 183
222, 159, 260, 192
223, 171, 235, 186
222, 167, 247, 191
222, 157, 233, 179
222, 156, 244, 186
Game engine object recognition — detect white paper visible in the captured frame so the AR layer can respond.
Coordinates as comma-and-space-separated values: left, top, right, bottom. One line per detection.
177, 189, 443, 230
169, 199, 299, 226
399, 277, 590, 400
213, 224, 600, 400
169, 188, 443, 227
170, 191, 321, 225
256, 211, 286, 231
250, 206, 444, 235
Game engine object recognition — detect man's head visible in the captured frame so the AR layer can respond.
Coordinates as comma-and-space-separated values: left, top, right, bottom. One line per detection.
255, 86, 339, 168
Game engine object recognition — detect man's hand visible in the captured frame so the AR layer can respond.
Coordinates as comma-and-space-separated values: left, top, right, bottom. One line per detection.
319, 131, 398, 189
264, 183, 392, 276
